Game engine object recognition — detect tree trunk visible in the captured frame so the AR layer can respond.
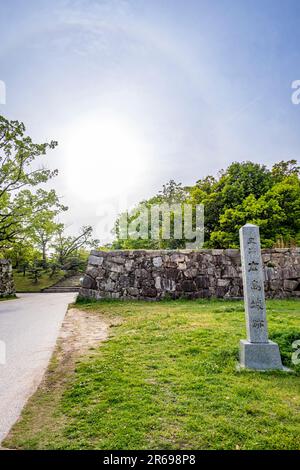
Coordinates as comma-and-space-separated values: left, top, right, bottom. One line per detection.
42, 242, 47, 267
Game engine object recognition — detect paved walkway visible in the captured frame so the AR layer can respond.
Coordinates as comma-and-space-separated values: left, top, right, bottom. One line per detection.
0, 293, 76, 443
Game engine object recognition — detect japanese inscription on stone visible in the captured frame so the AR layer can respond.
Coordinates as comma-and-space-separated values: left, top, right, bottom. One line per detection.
239, 224, 268, 343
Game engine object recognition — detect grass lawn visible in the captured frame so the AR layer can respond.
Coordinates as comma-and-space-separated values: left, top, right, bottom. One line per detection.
4, 299, 300, 450
0, 295, 16, 301
13, 270, 65, 293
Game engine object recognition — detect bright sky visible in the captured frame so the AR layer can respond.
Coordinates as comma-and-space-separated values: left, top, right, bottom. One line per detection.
1, 0, 300, 242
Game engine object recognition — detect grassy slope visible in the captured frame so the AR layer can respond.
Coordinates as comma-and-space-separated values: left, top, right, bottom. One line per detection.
13, 270, 65, 293
4, 299, 300, 450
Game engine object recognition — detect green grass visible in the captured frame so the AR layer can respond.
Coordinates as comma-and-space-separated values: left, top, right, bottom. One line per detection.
4, 299, 300, 450
0, 294, 17, 301
13, 270, 65, 292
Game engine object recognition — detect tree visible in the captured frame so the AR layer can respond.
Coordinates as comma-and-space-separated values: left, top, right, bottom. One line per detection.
158, 179, 188, 203
29, 211, 64, 266
112, 160, 300, 249
187, 160, 300, 247
113, 180, 189, 250
1, 239, 39, 271
271, 159, 300, 181
0, 115, 67, 247
47, 260, 63, 278
217, 161, 273, 208
27, 265, 43, 284
52, 225, 99, 266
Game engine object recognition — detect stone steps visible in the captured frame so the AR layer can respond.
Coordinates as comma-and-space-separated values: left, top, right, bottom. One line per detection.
42, 286, 80, 293
42, 274, 82, 293
54, 274, 82, 287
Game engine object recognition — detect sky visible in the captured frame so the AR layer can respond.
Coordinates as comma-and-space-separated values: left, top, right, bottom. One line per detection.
0, 0, 300, 242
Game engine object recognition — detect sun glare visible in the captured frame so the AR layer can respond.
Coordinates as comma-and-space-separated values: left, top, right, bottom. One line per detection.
64, 115, 149, 202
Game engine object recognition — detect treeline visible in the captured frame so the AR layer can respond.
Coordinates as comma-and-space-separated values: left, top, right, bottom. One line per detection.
0, 115, 98, 278
112, 160, 300, 249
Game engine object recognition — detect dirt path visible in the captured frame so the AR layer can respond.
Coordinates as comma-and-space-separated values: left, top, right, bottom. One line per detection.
29, 307, 111, 396
58, 307, 109, 362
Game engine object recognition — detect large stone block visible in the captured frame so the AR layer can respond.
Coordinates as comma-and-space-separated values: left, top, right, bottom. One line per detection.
183, 268, 198, 278
153, 256, 162, 268
181, 280, 197, 292
283, 279, 299, 291
81, 275, 96, 289
217, 278, 230, 287
141, 287, 157, 297
110, 263, 124, 273
88, 255, 104, 266
239, 340, 283, 370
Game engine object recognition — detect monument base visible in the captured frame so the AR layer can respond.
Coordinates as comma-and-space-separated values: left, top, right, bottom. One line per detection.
239, 340, 283, 370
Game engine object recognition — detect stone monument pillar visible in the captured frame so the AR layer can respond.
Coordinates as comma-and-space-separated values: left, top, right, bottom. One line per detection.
239, 224, 283, 370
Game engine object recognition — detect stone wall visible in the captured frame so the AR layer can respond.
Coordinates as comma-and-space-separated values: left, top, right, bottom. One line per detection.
79, 249, 300, 300
0, 259, 15, 297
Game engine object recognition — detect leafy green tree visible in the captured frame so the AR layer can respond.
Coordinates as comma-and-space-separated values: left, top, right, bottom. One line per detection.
0, 115, 66, 247
188, 160, 300, 248
158, 179, 188, 203
112, 160, 300, 249
113, 180, 189, 249
0, 239, 38, 270
217, 161, 273, 207
52, 225, 99, 266
27, 265, 43, 284
271, 159, 300, 181
29, 211, 64, 266
47, 260, 63, 278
